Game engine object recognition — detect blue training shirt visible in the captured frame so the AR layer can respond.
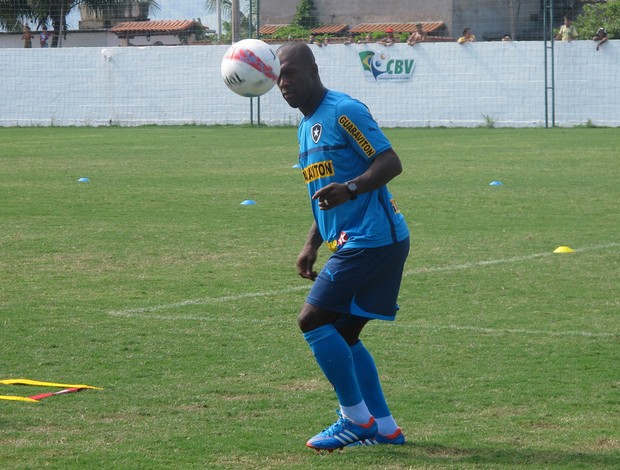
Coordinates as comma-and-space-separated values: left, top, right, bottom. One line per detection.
298, 90, 409, 252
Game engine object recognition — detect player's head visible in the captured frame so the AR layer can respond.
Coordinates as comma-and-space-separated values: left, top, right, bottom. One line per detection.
276, 42, 324, 115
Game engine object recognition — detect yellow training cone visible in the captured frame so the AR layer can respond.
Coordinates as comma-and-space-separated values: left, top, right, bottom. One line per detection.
554, 246, 575, 253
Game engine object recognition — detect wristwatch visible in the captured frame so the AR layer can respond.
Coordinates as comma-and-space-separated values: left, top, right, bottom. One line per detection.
345, 181, 358, 200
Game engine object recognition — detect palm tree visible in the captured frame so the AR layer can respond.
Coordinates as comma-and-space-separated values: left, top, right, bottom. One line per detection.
206, 0, 259, 19
204, 0, 259, 40
0, 0, 160, 47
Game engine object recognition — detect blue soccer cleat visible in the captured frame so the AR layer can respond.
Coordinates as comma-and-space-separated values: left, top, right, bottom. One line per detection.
306, 411, 378, 451
348, 427, 406, 446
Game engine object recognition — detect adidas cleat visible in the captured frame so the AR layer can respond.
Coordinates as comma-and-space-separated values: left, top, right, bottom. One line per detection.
306, 411, 378, 451
348, 427, 406, 446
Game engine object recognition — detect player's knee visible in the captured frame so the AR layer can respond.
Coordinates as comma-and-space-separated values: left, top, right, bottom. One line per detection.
297, 309, 319, 333
297, 304, 337, 333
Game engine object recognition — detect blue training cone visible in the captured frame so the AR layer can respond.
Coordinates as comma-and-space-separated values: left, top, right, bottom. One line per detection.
489, 180, 503, 186
240, 199, 256, 205
78, 177, 90, 183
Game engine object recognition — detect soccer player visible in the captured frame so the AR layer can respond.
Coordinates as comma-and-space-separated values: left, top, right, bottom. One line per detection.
276, 42, 410, 451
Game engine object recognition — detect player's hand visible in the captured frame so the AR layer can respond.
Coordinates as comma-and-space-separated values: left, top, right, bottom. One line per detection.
312, 183, 347, 210
297, 248, 318, 281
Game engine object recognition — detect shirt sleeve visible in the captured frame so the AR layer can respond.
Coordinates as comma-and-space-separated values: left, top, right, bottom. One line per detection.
335, 98, 392, 161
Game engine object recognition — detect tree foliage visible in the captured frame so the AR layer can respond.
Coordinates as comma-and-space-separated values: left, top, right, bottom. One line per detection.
574, 0, 620, 39
293, 0, 318, 29
267, 24, 309, 40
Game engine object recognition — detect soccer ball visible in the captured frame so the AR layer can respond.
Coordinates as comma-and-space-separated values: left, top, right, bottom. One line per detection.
221, 39, 280, 98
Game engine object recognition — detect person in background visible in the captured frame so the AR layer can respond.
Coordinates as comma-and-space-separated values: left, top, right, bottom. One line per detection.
343, 31, 355, 45
556, 16, 578, 42
22, 26, 34, 48
39, 25, 52, 48
502, 34, 512, 42
458, 28, 476, 44
593, 27, 609, 50
357, 33, 373, 44
407, 23, 427, 46
377, 27, 397, 46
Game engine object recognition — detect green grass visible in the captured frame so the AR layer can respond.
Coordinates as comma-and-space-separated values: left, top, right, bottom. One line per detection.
0, 126, 618, 469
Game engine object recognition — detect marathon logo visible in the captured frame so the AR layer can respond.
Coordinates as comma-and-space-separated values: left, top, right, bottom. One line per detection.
338, 115, 375, 158
303, 160, 334, 184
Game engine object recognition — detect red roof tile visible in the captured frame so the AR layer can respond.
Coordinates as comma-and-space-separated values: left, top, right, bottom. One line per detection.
310, 24, 349, 35
259, 24, 287, 35
110, 20, 203, 34
349, 22, 444, 34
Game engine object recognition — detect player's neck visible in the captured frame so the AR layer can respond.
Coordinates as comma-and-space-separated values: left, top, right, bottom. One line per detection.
301, 86, 328, 117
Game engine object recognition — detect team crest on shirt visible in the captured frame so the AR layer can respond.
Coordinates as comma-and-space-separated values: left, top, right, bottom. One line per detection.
311, 123, 322, 143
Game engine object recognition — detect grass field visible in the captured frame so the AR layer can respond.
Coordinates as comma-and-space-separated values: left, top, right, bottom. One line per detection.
0, 126, 618, 469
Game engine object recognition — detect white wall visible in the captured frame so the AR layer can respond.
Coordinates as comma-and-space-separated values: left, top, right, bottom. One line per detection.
0, 40, 618, 127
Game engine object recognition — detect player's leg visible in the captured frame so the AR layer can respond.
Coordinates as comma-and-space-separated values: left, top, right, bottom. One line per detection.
348, 340, 405, 445
299, 303, 377, 450
335, 319, 405, 445
299, 305, 372, 424
299, 241, 408, 450
343, 238, 410, 445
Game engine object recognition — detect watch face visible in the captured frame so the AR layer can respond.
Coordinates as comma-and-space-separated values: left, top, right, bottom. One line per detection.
346, 182, 358, 199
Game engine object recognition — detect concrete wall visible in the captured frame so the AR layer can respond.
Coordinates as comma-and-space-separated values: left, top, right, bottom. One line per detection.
0, 40, 618, 127
261, 0, 454, 26
260, 0, 543, 41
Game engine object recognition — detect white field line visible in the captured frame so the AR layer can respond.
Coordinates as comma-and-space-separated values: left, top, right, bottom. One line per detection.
399, 324, 619, 338
107, 242, 619, 338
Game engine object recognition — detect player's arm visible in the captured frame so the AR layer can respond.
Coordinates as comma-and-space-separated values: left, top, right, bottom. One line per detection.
351, 147, 402, 193
297, 222, 323, 280
314, 148, 402, 210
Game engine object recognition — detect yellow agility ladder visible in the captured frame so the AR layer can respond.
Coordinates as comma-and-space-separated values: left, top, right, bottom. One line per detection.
0, 378, 102, 402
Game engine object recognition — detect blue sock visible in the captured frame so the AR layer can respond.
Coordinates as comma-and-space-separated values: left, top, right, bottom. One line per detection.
350, 340, 391, 419
303, 324, 363, 407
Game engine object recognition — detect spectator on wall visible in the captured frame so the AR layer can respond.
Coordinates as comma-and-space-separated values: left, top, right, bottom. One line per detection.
556, 17, 578, 42
593, 27, 609, 50
343, 31, 355, 45
457, 28, 476, 44
377, 27, 397, 46
357, 33, 373, 44
39, 26, 52, 48
22, 26, 34, 48
407, 23, 427, 46
502, 34, 512, 42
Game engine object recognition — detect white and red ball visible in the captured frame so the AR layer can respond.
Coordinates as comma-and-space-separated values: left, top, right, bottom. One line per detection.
221, 39, 280, 98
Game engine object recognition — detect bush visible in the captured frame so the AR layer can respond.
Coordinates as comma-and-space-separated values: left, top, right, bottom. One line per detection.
574, 0, 620, 39
268, 24, 311, 40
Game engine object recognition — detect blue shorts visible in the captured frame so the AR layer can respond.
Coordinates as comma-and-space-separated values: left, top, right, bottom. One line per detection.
306, 237, 410, 321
